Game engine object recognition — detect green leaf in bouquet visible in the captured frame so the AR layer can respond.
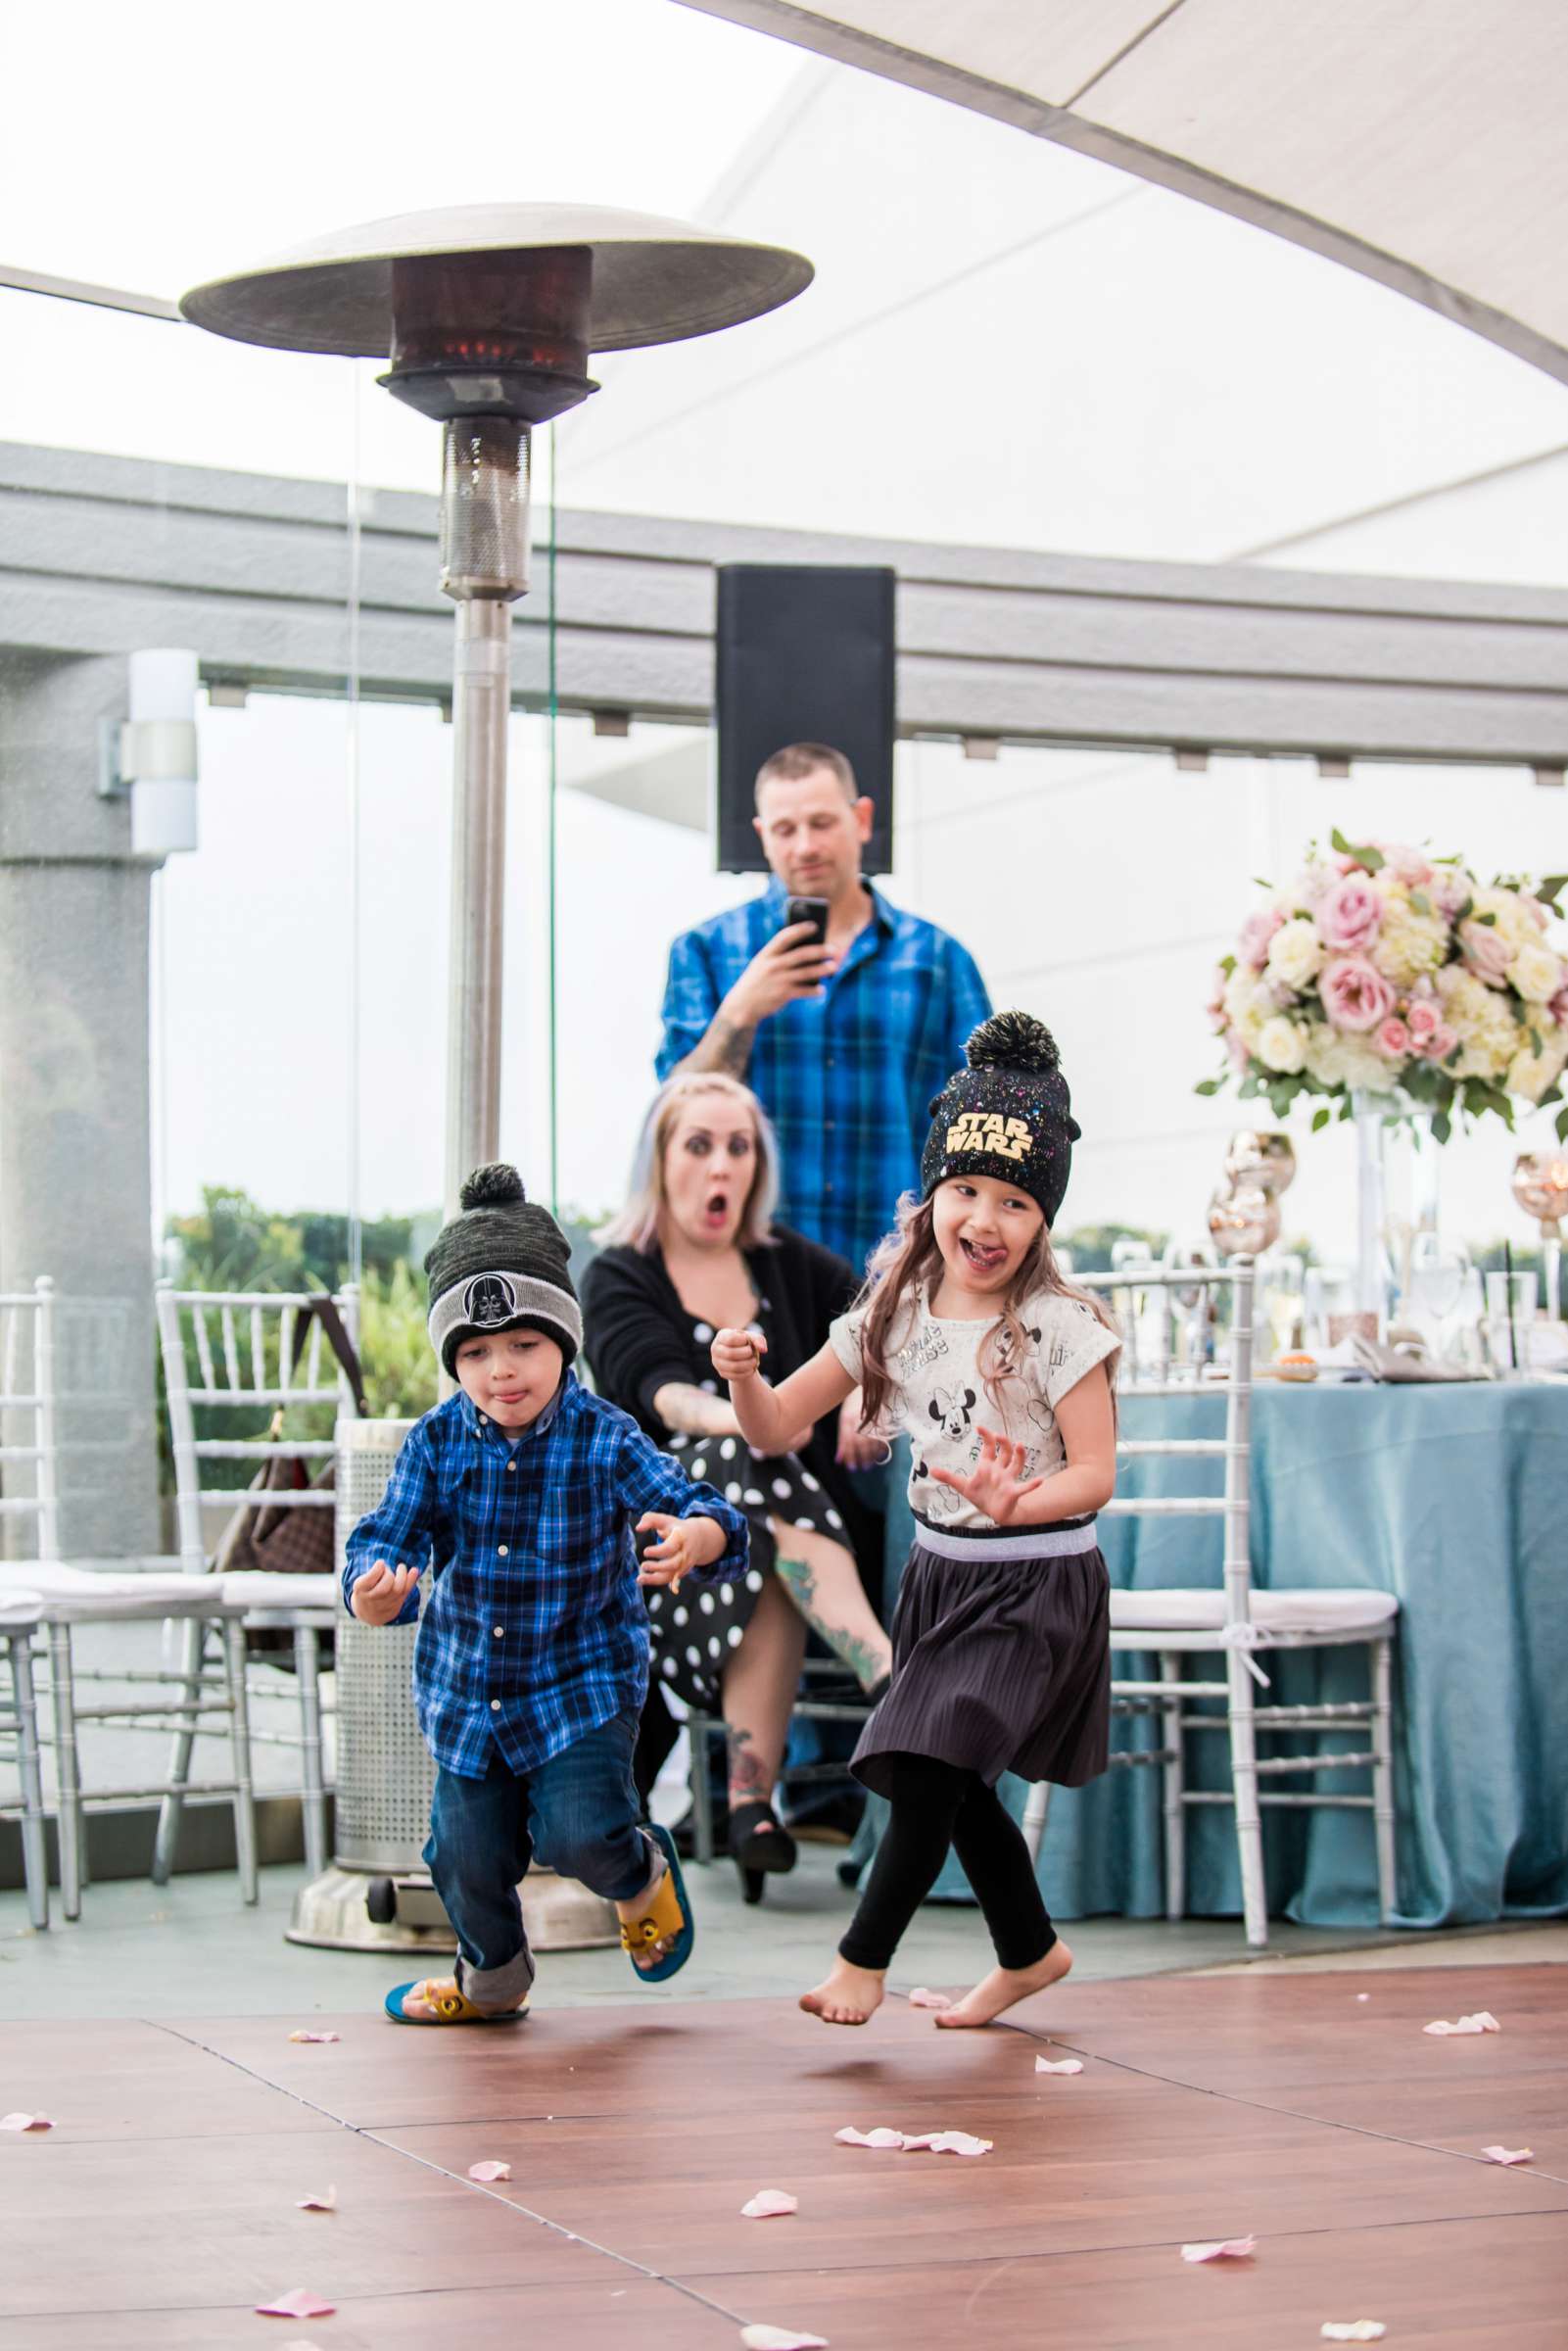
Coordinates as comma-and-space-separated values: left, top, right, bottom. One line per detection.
1536, 873, 1566, 906
1557, 1106, 1568, 1142
1218, 953, 1237, 976
1311, 1106, 1331, 1131
1432, 1110, 1451, 1144
1251, 876, 1273, 888
1409, 889, 1433, 915
1194, 1078, 1223, 1096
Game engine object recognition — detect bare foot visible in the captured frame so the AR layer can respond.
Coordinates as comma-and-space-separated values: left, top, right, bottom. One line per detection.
617, 1854, 680, 1971
933, 1938, 1073, 2030
799, 1956, 886, 2026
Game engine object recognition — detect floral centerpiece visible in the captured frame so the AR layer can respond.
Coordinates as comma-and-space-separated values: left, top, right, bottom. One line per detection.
1201, 832, 1568, 1140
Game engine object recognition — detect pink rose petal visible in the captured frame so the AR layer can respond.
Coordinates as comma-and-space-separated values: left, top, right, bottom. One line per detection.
1181, 2235, 1258, 2263
1321, 2326, 1386, 2343
1036, 2056, 1084, 2075
834, 2125, 906, 2149
287, 2030, 341, 2044
740, 2189, 799, 2219
295, 2185, 337, 2212
1423, 2011, 1500, 2037
907, 1987, 951, 2010
0, 2112, 51, 2132
1481, 2144, 1534, 2166
898, 2131, 992, 2157
467, 2160, 512, 2183
739, 2328, 829, 2350
255, 2288, 336, 2320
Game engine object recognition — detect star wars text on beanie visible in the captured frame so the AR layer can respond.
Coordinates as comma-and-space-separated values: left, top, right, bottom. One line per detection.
920, 1010, 1082, 1228
424, 1164, 583, 1374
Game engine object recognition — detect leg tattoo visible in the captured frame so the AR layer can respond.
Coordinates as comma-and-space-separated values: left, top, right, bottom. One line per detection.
776, 1550, 892, 1692
725, 1724, 773, 1805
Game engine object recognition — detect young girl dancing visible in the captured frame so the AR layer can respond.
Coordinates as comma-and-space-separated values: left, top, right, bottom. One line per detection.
712, 1010, 1119, 2029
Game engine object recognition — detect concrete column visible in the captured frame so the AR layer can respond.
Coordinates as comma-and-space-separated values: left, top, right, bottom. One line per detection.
0, 652, 159, 1556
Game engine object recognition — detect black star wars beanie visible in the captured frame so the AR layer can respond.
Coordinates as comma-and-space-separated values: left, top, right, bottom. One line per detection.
920, 1011, 1081, 1227
424, 1164, 582, 1374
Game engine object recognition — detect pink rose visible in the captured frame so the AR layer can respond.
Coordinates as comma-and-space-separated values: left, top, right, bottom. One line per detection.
1238, 907, 1285, 970
1384, 844, 1434, 887
1459, 918, 1512, 986
1315, 875, 1382, 952
1406, 998, 1441, 1044
1319, 955, 1396, 1033
1424, 1023, 1458, 1061
1225, 1028, 1253, 1074
1377, 1017, 1411, 1059
1549, 985, 1568, 1029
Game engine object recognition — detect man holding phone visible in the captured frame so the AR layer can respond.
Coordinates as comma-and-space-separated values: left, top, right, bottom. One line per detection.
657, 741, 990, 1288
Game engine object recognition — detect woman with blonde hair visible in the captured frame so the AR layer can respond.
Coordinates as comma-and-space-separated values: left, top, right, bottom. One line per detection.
582, 1074, 892, 1900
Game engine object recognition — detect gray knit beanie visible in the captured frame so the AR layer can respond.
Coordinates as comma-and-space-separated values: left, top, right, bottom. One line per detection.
424, 1164, 582, 1374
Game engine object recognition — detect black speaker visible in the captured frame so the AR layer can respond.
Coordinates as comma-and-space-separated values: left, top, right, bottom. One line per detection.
715, 564, 895, 874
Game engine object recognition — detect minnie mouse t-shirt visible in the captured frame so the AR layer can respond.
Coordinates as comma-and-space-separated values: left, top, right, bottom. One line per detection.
829, 1285, 1119, 1532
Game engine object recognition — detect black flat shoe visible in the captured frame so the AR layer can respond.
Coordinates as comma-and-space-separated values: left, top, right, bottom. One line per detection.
728, 1799, 798, 1904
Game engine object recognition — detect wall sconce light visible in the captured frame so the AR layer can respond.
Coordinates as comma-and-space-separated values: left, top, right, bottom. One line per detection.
100, 648, 200, 860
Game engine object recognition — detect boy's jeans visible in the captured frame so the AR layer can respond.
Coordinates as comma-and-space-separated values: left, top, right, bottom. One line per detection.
424, 1708, 650, 2012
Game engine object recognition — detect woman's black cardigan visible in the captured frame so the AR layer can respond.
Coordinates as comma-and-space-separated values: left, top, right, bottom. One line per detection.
580, 1225, 881, 1588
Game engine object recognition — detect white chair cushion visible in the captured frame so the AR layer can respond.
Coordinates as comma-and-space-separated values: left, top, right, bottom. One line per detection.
221, 1571, 341, 1616
24, 1562, 244, 1621
0, 1589, 44, 1632
1111, 1585, 1398, 1636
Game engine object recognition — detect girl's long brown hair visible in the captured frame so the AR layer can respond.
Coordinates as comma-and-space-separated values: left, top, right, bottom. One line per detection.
855, 1193, 1121, 1430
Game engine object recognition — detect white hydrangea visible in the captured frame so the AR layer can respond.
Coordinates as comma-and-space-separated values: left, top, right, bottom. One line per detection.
1304, 1025, 1396, 1093
1257, 1015, 1308, 1074
1264, 918, 1325, 993
1506, 1029, 1568, 1103
1438, 964, 1522, 1080
1469, 886, 1537, 952
1368, 889, 1449, 986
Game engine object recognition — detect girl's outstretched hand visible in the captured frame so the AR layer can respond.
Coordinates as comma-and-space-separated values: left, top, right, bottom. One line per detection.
929, 1426, 1044, 1526
711, 1326, 766, 1383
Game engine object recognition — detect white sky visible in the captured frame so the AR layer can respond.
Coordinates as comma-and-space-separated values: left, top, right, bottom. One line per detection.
6, 0, 1568, 1250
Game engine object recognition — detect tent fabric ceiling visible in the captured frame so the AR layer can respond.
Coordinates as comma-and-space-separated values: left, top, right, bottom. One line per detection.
682, 0, 1568, 387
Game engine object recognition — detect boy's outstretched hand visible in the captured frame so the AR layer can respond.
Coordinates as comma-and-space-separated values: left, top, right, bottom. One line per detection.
637, 1511, 725, 1592
350, 1561, 418, 1623
929, 1426, 1044, 1526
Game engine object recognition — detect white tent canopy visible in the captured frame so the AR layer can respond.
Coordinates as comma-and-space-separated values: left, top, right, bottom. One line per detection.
685, 1, 1568, 386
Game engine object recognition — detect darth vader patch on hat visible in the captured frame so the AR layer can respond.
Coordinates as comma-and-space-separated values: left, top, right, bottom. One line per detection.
464, 1271, 519, 1329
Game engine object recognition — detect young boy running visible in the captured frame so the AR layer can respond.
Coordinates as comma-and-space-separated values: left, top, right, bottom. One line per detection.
346, 1164, 748, 2024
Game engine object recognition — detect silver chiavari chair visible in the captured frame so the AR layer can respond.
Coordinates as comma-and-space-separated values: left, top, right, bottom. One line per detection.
1023, 1258, 1398, 1947
155, 1284, 360, 1884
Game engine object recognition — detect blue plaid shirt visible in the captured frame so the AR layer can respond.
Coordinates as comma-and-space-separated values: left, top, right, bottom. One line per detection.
343, 1376, 748, 1779
657, 879, 991, 1275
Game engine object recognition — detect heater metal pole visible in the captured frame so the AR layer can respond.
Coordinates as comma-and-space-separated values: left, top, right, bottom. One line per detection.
440, 419, 531, 1216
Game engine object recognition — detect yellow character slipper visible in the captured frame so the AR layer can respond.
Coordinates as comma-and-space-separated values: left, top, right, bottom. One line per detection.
383, 1975, 530, 2026
620, 1823, 695, 1983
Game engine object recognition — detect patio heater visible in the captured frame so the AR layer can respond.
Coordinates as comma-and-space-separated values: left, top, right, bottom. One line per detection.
180, 205, 812, 1951
182, 204, 810, 1207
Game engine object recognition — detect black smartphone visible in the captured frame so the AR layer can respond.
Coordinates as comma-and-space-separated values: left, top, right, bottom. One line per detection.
784, 894, 830, 949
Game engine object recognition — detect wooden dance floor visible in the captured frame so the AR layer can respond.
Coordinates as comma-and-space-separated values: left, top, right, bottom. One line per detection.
3, 1963, 1565, 2347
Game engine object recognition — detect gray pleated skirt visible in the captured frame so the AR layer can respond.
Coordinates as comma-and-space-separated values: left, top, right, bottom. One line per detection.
852, 1517, 1111, 1799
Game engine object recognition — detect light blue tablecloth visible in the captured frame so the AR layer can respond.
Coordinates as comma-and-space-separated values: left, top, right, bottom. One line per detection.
878, 1384, 1568, 1929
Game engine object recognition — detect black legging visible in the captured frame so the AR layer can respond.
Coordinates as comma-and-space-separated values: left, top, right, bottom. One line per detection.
839, 1753, 1055, 1973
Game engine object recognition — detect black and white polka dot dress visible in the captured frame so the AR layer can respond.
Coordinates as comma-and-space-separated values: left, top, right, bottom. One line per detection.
649, 1305, 848, 1711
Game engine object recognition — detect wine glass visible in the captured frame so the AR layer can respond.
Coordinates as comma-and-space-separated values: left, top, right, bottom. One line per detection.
1405, 1233, 1469, 1357
1259, 1253, 1306, 1362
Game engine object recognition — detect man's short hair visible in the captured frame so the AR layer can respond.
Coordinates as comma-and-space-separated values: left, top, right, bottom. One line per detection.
754, 742, 858, 808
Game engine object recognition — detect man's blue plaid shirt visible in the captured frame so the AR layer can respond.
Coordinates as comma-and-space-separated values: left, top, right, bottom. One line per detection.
343, 1377, 748, 1779
657, 879, 990, 1276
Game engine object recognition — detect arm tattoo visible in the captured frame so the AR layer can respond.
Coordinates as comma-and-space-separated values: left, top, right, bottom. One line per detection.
675, 1012, 756, 1080
652, 1382, 737, 1439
